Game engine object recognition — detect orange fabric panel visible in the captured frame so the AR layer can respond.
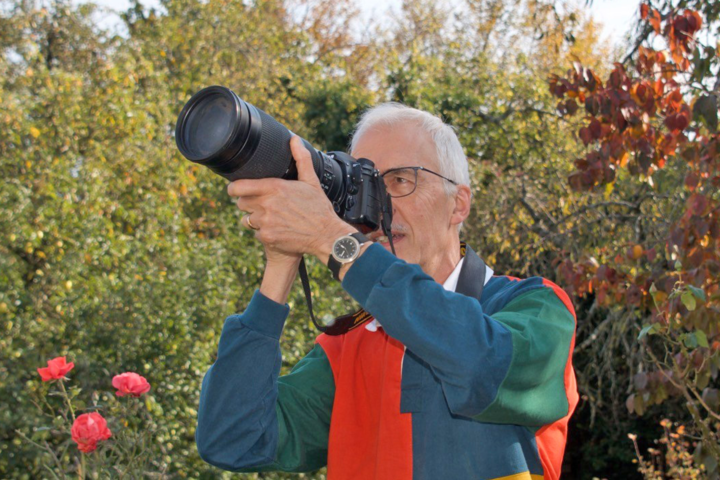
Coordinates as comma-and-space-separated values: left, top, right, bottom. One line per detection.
535, 279, 579, 480
317, 327, 413, 480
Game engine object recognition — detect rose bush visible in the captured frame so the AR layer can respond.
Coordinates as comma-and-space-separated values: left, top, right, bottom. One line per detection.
15, 356, 165, 477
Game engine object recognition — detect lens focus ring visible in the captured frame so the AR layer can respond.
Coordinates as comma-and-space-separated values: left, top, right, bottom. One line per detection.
225, 105, 293, 181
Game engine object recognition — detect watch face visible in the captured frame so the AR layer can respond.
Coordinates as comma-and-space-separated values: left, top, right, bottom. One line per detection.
334, 237, 359, 260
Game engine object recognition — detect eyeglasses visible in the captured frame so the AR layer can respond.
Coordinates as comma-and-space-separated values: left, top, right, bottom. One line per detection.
380, 166, 459, 198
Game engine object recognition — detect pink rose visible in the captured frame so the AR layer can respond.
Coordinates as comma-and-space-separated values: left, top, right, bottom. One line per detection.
37, 356, 74, 382
71, 413, 112, 453
112, 372, 151, 397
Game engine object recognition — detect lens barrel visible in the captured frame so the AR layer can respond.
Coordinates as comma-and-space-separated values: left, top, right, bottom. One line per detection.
176, 86, 293, 180
176, 86, 351, 211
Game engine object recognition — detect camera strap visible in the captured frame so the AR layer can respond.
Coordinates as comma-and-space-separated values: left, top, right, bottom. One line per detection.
298, 257, 327, 333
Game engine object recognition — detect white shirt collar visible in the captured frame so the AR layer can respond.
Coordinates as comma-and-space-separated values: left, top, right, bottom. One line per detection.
365, 256, 494, 332
442, 256, 465, 291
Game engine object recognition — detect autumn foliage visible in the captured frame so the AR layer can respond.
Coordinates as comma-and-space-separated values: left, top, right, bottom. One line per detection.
550, 1, 720, 473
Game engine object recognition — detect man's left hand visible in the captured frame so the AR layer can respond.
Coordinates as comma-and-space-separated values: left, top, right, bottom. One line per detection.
228, 136, 352, 262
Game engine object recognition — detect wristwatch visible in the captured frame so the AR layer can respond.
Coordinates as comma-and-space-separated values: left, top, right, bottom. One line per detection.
328, 232, 370, 281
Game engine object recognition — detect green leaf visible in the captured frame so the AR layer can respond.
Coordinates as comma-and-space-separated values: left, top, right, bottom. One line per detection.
697, 369, 710, 390
68, 386, 82, 399
682, 332, 699, 349
634, 393, 646, 416
696, 330, 709, 348
693, 94, 718, 132
688, 285, 706, 302
712, 354, 720, 370
681, 291, 697, 311
702, 388, 719, 410
638, 323, 660, 340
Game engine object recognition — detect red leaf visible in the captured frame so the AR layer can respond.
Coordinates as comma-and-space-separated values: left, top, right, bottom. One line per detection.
579, 127, 593, 145
687, 247, 704, 268
664, 112, 689, 132
609, 68, 625, 89
684, 172, 699, 190
582, 68, 600, 92
695, 219, 709, 237
568, 171, 586, 191
666, 89, 684, 109
686, 10, 702, 33
585, 95, 600, 116
677, 111, 690, 131
673, 17, 690, 38
640, 3, 649, 20
566, 100, 579, 115
710, 219, 720, 239
596, 265, 608, 281
689, 194, 708, 216
626, 285, 642, 305
603, 164, 616, 183
650, 9, 661, 34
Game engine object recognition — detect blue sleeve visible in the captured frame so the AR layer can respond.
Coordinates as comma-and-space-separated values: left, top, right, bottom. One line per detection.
195, 290, 335, 473
195, 289, 287, 470
341, 243, 574, 425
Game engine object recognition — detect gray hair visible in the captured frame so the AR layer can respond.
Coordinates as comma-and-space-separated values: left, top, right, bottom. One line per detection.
349, 102, 471, 232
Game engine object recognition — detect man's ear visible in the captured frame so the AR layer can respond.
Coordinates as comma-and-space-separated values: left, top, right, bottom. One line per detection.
450, 185, 472, 228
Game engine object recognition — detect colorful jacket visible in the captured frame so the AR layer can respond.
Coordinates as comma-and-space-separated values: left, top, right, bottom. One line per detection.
196, 243, 578, 479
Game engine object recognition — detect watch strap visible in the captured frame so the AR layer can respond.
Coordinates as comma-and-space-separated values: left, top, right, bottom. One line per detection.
328, 232, 369, 282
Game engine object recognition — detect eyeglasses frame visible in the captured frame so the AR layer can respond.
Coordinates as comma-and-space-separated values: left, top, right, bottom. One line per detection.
380, 166, 459, 198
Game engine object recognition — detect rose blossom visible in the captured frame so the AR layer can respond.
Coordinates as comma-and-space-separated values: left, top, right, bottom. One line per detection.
71, 412, 112, 453
37, 356, 74, 382
112, 372, 151, 397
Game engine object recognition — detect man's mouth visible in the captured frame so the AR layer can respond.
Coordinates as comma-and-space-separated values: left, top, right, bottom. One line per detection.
372, 233, 406, 245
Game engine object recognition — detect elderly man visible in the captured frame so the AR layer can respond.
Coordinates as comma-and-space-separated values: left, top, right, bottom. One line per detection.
196, 103, 578, 480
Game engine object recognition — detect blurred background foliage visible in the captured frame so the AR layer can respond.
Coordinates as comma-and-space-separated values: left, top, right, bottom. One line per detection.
1, 0, 715, 478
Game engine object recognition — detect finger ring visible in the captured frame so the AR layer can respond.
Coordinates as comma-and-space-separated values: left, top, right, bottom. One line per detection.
245, 215, 259, 230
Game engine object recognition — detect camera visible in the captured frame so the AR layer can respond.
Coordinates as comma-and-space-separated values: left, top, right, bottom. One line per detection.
174, 86, 391, 233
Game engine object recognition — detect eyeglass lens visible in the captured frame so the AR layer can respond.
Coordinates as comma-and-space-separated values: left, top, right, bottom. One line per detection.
382, 168, 418, 198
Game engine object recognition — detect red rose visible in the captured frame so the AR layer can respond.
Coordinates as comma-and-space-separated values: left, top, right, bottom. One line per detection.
112, 372, 151, 397
71, 413, 112, 453
37, 356, 74, 382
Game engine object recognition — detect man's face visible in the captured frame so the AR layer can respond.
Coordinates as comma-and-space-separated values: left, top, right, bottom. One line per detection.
351, 122, 468, 271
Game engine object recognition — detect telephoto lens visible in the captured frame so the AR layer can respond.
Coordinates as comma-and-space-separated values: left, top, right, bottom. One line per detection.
175, 86, 345, 198
175, 86, 391, 234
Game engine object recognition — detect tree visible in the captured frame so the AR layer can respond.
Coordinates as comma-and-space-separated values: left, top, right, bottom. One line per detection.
550, 0, 720, 475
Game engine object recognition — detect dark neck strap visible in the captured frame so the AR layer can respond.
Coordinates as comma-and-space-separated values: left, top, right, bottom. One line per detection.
455, 242, 487, 302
